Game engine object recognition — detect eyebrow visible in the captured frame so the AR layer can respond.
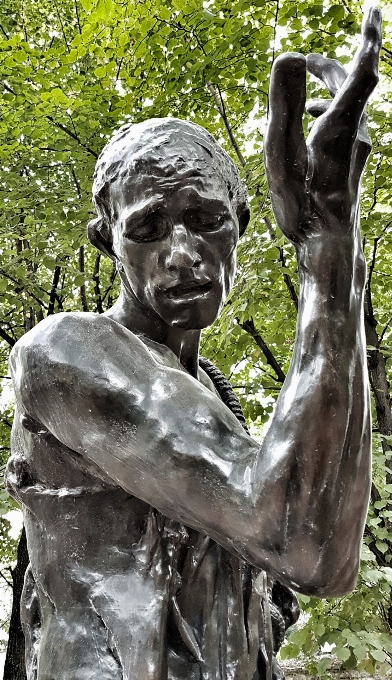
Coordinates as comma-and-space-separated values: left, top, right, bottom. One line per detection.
122, 189, 231, 230
122, 197, 165, 229
174, 187, 231, 213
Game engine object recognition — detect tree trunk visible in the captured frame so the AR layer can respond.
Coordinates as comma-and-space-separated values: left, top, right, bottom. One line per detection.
3, 528, 28, 680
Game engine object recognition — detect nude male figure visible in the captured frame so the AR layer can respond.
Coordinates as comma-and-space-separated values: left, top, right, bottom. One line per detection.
6, 9, 381, 680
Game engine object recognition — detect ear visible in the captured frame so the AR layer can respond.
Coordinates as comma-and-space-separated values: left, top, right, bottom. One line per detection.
86, 217, 117, 261
237, 204, 250, 237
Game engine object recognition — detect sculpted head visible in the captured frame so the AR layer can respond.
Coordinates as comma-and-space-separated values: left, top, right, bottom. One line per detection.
87, 118, 250, 329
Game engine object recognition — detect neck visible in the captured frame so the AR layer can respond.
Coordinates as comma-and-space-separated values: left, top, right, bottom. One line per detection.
106, 287, 201, 378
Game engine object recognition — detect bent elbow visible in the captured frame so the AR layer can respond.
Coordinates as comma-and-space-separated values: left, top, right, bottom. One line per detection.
295, 567, 358, 598
287, 550, 360, 599
247, 537, 361, 599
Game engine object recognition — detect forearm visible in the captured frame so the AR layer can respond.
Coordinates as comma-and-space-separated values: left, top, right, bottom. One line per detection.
253, 233, 370, 594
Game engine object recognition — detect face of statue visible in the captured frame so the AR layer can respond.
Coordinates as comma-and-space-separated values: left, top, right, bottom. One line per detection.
109, 142, 239, 330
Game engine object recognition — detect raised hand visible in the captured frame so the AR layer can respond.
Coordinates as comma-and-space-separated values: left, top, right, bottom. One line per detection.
264, 7, 382, 244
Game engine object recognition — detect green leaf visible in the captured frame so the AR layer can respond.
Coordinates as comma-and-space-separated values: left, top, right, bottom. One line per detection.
370, 649, 387, 662
94, 66, 107, 78
316, 657, 332, 674
335, 647, 351, 662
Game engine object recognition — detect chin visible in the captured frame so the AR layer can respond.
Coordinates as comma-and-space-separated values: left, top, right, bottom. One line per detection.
165, 304, 221, 331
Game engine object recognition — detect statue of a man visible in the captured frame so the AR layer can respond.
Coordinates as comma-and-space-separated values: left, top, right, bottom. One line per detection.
6, 9, 381, 680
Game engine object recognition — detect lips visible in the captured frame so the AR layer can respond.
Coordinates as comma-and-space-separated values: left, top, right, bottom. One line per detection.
165, 280, 213, 300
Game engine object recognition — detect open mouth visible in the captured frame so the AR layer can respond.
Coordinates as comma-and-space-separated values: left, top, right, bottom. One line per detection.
166, 281, 213, 300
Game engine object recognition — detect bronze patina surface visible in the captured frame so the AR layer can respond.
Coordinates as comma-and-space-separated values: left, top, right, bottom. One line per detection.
6, 9, 382, 679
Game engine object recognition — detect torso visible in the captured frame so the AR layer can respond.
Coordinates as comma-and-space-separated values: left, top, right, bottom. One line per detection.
6, 322, 266, 680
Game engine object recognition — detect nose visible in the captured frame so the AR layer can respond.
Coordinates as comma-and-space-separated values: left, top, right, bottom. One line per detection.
163, 223, 202, 271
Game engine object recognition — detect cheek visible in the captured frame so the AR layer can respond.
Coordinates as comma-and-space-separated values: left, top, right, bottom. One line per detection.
222, 252, 237, 296
121, 244, 161, 292
213, 228, 237, 285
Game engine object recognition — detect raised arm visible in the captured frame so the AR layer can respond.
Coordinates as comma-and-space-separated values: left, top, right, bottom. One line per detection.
261, 7, 381, 590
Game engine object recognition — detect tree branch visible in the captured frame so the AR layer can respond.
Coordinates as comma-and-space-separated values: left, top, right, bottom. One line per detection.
47, 266, 62, 316
4, 82, 97, 158
93, 254, 103, 314
207, 83, 246, 167
0, 327, 15, 347
102, 261, 118, 307
78, 246, 89, 312
0, 24, 9, 39
367, 236, 379, 298
74, 0, 82, 34
71, 166, 82, 199
0, 570, 13, 589
53, 0, 70, 52
271, 0, 280, 66
379, 316, 392, 348
264, 216, 298, 310
3, 81, 16, 96
240, 318, 286, 383
46, 117, 98, 158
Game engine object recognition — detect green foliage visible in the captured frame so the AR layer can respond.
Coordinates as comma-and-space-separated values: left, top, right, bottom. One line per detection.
0, 0, 391, 672
281, 544, 392, 675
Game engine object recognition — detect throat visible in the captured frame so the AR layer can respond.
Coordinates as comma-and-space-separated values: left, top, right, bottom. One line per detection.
105, 288, 201, 378
164, 327, 201, 378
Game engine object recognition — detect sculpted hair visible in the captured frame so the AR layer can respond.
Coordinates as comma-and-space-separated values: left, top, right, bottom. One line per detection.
87, 118, 250, 258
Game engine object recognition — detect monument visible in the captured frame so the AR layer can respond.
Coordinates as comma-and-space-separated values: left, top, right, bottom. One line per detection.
5, 8, 381, 680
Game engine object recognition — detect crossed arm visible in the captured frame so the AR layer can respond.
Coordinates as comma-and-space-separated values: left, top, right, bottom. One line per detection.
10, 9, 381, 597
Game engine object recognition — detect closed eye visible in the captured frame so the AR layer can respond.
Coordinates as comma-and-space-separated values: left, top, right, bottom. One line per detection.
124, 214, 171, 243
184, 209, 226, 232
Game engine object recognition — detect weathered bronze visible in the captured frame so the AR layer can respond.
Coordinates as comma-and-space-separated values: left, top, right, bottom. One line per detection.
6, 8, 381, 680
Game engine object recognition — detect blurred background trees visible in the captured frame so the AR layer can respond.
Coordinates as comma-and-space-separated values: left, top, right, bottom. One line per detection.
0, 0, 391, 676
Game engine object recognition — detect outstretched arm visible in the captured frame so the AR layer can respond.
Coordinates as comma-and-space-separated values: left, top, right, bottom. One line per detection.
9, 9, 381, 598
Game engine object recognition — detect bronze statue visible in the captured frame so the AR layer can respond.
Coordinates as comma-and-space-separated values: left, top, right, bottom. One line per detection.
6, 8, 382, 679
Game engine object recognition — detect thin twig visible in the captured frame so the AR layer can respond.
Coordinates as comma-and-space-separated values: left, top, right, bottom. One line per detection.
264, 216, 298, 310
240, 318, 286, 383
71, 166, 82, 199
0, 327, 15, 348
367, 236, 379, 297
3, 82, 16, 96
207, 83, 246, 167
271, 0, 280, 66
53, 0, 70, 52
0, 571, 12, 589
0, 24, 9, 39
78, 246, 89, 312
74, 0, 82, 34
47, 266, 61, 316
46, 117, 98, 158
379, 317, 392, 348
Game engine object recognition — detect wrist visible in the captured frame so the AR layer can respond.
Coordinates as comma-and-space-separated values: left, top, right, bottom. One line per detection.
296, 232, 365, 298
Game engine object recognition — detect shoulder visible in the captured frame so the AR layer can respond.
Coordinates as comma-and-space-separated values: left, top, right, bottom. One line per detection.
13, 312, 104, 349
11, 312, 128, 353
9, 312, 123, 378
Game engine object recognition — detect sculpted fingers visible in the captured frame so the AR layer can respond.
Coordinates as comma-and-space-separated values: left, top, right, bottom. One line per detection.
362, 6, 383, 67
322, 7, 381, 131
305, 100, 331, 135
306, 54, 347, 97
264, 53, 307, 191
304, 9, 380, 195
306, 98, 331, 118
350, 113, 372, 196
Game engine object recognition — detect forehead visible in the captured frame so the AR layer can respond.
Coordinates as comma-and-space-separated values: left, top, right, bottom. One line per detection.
109, 137, 232, 208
